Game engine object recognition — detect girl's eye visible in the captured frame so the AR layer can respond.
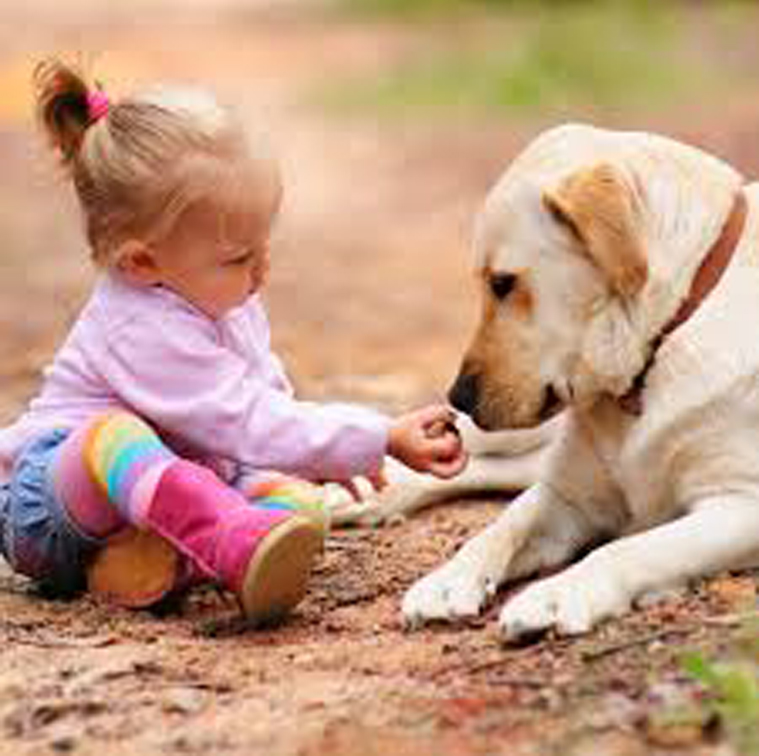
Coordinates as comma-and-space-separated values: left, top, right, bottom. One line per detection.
490, 273, 517, 301
225, 251, 254, 267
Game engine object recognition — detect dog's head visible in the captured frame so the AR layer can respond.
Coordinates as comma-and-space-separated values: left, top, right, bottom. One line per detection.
450, 123, 742, 430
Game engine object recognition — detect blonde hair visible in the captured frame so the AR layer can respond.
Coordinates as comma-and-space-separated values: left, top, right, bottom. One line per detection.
33, 58, 278, 264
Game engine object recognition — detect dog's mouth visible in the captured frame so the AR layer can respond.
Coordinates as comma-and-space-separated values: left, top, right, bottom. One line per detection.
538, 384, 564, 422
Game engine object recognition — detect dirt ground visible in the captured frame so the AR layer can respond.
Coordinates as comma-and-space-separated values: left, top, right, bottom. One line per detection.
1, 2, 758, 754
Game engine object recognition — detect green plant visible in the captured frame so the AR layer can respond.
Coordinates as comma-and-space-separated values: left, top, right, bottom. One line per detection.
683, 650, 759, 754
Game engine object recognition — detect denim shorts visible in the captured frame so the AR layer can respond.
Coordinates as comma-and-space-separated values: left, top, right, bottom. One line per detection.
0, 428, 101, 596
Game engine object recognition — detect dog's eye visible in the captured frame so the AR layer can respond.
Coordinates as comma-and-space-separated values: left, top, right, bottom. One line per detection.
489, 273, 517, 301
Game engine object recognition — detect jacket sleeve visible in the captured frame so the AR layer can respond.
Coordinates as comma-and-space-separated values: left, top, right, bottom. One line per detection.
96, 310, 390, 481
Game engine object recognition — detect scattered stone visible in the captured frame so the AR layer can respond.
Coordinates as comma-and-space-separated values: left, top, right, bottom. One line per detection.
161, 687, 208, 716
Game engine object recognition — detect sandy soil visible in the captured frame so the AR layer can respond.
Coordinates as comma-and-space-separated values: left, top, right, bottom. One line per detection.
0, 3, 758, 754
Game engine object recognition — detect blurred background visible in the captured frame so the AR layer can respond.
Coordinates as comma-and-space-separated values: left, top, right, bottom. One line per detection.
1, 6, 759, 753
2, 0, 759, 422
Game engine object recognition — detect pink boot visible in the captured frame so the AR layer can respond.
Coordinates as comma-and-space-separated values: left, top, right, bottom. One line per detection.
139, 461, 324, 624
54, 412, 323, 622
87, 460, 324, 623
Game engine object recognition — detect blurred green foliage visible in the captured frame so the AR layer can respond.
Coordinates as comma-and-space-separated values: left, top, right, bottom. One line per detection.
341, 0, 749, 19
682, 653, 759, 751
676, 616, 759, 753
320, 0, 756, 116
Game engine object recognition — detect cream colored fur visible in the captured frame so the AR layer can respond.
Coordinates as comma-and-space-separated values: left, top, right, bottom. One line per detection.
400, 123, 759, 640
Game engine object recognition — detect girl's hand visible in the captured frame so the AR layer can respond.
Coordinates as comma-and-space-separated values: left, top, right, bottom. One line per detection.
388, 405, 468, 478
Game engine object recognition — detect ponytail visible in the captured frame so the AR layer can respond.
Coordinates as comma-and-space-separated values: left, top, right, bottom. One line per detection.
33, 59, 104, 166
30, 57, 264, 264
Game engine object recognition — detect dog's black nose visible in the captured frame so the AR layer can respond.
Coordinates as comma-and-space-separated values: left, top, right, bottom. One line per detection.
448, 371, 481, 417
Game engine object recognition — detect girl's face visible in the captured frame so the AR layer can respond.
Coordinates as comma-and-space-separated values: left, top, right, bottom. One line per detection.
152, 198, 276, 319
121, 161, 282, 319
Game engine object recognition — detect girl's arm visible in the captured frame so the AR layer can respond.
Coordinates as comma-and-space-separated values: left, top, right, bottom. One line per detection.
97, 309, 390, 482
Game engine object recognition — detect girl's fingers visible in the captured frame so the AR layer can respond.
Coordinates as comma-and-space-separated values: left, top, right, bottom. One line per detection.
419, 403, 453, 422
420, 406, 458, 435
420, 432, 467, 478
339, 478, 363, 501
426, 432, 463, 459
429, 451, 469, 479
368, 468, 388, 491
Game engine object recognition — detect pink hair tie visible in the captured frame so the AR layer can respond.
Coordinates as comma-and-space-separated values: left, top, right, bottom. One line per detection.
87, 90, 110, 122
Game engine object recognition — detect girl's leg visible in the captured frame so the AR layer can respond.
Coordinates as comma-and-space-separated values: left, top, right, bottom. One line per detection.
51, 413, 171, 538
51, 415, 183, 606
53, 412, 324, 623
236, 471, 331, 534
2, 428, 101, 597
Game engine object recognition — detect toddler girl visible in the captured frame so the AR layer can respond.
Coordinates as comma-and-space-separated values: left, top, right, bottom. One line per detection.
0, 60, 466, 625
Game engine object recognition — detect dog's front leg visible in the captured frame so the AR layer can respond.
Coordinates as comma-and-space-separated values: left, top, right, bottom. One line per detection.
401, 482, 594, 627
499, 495, 759, 641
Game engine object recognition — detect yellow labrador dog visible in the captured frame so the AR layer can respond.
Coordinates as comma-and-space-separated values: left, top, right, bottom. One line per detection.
401, 123, 759, 641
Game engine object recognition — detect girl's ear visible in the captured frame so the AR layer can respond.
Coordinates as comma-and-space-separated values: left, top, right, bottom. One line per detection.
115, 240, 162, 286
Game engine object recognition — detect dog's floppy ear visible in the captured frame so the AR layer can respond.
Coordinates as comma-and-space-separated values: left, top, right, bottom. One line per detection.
543, 163, 648, 298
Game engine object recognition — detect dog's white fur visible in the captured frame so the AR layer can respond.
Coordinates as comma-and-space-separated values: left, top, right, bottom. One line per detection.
396, 123, 759, 640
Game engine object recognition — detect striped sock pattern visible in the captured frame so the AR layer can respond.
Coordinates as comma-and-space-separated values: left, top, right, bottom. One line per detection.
244, 474, 330, 533
84, 413, 175, 524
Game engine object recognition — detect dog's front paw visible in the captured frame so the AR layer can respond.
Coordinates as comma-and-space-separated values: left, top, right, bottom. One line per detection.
402, 559, 493, 629
499, 566, 629, 642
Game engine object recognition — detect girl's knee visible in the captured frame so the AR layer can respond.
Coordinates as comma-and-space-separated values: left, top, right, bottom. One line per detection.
85, 411, 160, 444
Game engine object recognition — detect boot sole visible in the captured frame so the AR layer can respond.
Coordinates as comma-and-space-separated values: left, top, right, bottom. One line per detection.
87, 527, 178, 608
240, 515, 324, 626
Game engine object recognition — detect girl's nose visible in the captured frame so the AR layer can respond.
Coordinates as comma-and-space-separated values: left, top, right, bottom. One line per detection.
253, 253, 271, 289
